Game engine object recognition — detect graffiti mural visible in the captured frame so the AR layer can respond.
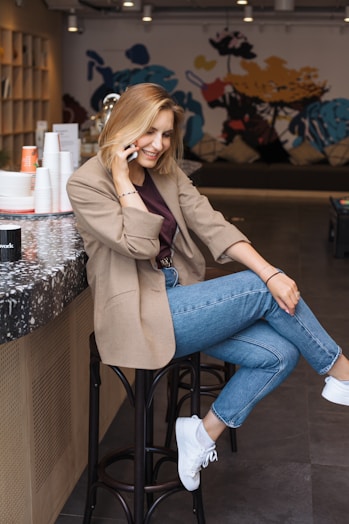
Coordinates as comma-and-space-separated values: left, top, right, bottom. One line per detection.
63, 28, 349, 156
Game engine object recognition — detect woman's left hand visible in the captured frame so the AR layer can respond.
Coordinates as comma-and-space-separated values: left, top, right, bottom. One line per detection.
266, 272, 301, 316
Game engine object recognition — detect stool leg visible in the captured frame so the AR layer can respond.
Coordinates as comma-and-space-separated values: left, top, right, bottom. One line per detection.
224, 363, 238, 453
145, 371, 155, 509
83, 333, 101, 524
191, 354, 206, 524
165, 366, 181, 448
134, 369, 146, 524
191, 353, 201, 415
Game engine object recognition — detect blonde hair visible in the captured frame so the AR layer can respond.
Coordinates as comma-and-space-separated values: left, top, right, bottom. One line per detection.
99, 83, 184, 174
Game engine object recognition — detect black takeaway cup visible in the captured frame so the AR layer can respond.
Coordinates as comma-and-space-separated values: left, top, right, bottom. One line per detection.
0, 224, 22, 262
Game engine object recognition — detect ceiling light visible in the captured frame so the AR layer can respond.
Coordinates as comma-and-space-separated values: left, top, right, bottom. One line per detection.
123, 1, 134, 6
274, 0, 294, 11
345, 6, 349, 22
243, 5, 253, 22
67, 9, 79, 32
236, 0, 248, 5
142, 4, 152, 22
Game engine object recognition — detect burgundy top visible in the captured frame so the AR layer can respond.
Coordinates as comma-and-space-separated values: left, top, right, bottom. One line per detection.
135, 171, 177, 266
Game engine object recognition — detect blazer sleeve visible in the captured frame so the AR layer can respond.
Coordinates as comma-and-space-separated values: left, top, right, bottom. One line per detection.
67, 156, 164, 261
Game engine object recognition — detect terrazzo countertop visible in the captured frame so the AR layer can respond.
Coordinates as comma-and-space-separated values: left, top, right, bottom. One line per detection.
0, 213, 88, 344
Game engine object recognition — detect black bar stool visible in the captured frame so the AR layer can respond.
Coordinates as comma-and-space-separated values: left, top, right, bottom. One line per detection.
83, 332, 206, 524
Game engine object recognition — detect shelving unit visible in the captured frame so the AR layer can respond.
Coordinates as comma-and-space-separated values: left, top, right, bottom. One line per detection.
0, 27, 49, 170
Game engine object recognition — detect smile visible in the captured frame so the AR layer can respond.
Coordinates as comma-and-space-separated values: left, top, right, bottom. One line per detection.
142, 149, 159, 159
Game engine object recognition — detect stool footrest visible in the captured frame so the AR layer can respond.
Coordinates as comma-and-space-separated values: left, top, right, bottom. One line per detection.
98, 445, 180, 493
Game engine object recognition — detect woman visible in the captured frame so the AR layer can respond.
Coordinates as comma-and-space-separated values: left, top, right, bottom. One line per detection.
67, 83, 349, 493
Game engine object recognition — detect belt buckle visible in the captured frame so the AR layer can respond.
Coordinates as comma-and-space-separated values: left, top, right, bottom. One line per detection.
160, 256, 172, 268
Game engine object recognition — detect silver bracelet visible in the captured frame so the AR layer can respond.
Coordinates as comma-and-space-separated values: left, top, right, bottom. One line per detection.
117, 190, 138, 199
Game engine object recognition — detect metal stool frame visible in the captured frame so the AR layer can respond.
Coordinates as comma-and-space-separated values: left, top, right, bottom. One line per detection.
83, 333, 206, 524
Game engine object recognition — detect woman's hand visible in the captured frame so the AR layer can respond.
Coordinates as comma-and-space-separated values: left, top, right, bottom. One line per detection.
110, 144, 147, 211
266, 272, 301, 316
224, 241, 301, 316
111, 144, 138, 187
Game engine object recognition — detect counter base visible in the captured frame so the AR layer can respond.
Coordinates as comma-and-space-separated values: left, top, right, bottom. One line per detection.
0, 288, 134, 524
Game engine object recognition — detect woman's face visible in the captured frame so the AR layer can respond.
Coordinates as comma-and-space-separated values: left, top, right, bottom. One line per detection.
135, 109, 174, 168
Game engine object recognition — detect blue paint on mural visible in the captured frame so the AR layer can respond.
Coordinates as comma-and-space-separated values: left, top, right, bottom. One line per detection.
290, 98, 349, 151
125, 44, 150, 65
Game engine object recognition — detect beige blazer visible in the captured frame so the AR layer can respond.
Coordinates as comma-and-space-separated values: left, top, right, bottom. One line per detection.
67, 154, 249, 369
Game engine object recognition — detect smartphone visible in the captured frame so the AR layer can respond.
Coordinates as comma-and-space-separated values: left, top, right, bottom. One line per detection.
126, 144, 138, 163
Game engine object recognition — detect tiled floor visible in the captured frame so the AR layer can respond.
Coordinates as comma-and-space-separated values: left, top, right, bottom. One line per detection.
56, 191, 349, 523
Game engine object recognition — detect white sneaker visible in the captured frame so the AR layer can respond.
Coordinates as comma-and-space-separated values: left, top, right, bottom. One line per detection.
322, 376, 349, 406
175, 415, 218, 491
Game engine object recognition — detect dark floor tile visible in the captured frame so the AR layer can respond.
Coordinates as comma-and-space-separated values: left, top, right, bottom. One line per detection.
235, 385, 310, 464
312, 464, 349, 524
202, 460, 313, 523
308, 395, 349, 468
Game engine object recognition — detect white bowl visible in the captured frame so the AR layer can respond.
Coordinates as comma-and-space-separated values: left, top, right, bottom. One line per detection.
0, 170, 32, 197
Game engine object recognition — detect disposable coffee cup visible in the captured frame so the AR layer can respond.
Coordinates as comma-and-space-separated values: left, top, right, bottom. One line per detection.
0, 225, 21, 262
34, 188, 52, 214
21, 146, 38, 190
21, 145, 38, 174
43, 132, 60, 155
35, 166, 51, 190
43, 152, 60, 212
60, 151, 73, 212
60, 151, 73, 174
34, 167, 52, 214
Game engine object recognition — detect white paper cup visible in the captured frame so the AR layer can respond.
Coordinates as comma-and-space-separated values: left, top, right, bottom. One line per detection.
34, 188, 52, 214
43, 152, 60, 212
34, 167, 51, 190
60, 151, 73, 174
60, 171, 73, 212
43, 132, 60, 155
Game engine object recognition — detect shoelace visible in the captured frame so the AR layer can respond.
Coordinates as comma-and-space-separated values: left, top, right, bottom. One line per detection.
190, 446, 218, 476
202, 448, 218, 469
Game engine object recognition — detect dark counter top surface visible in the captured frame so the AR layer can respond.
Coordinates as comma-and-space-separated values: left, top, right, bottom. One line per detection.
0, 213, 88, 344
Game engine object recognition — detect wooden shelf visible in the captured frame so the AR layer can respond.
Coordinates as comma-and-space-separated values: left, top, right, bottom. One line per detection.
0, 27, 49, 169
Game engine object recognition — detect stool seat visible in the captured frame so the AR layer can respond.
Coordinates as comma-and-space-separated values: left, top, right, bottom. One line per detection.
83, 333, 206, 524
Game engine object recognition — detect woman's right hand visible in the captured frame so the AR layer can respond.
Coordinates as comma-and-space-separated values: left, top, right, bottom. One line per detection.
110, 144, 147, 211
111, 144, 138, 186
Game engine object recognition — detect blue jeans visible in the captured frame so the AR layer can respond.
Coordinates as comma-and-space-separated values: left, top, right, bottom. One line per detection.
163, 268, 341, 428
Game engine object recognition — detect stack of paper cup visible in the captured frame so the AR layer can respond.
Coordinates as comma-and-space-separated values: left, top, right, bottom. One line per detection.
34, 167, 52, 213
42, 132, 60, 212
60, 151, 73, 212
